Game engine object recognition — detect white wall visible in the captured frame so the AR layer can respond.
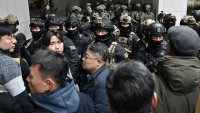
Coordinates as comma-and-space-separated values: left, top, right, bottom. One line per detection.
0, 0, 31, 39
158, 0, 188, 25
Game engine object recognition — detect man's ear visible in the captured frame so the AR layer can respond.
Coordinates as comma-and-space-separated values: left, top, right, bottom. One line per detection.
97, 58, 102, 64
151, 92, 158, 109
44, 78, 56, 91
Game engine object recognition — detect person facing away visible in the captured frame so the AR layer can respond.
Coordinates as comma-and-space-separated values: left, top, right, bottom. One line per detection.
81, 42, 112, 113
26, 49, 95, 113
153, 26, 200, 113
106, 60, 157, 113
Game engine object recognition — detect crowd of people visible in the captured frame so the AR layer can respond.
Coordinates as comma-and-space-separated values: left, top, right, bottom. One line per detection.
0, 1, 200, 113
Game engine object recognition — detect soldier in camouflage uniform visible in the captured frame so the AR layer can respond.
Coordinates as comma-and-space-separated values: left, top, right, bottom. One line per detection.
82, 3, 93, 24
191, 10, 200, 22
163, 13, 176, 31
93, 17, 128, 68
141, 4, 155, 22
121, 5, 130, 16
129, 19, 156, 57
111, 5, 124, 27
118, 14, 140, 53
140, 5, 155, 38
80, 3, 94, 40
180, 15, 200, 58
130, 22, 168, 72
70, 6, 83, 21
96, 4, 110, 19
180, 15, 198, 29
108, 4, 115, 20
140, 19, 155, 42
131, 3, 143, 33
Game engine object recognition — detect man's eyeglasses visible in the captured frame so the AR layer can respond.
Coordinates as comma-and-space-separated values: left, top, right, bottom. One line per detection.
82, 54, 99, 60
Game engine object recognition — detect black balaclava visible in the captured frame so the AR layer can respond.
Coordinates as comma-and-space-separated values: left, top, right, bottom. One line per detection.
148, 39, 163, 49
32, 31, 43, 41
67, 27, 79, 36
119, 25, 132, 37
164, 22, 175, 30
95, 33, 112, 46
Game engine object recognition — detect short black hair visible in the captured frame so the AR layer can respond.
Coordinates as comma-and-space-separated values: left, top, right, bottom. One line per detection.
31, 49, 69, 86
106, 60, 155, 113
42, 30, 63, 48
87, 42, 109, 62
0, 27, 12, 38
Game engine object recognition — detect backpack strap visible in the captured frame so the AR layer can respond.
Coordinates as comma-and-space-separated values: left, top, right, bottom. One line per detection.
108, 42, 117, 54
106, 42, 118, 69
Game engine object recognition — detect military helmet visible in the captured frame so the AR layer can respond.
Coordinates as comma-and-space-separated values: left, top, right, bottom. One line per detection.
71, 6, 82, 13
157, 11, 166, 21
164, 13, 176, 23
180, 15, 197, 25
145, 4, 151, 9
191, 10, 200, 21
93, 17, 114, 32
120, 14, 132, 24
46, 16, 64, 27
86, 2, 91, 6
96, 4, 106, 10
147, 22, 166, 35
141, 19, 155, 31
30, 18, 45, 28
65, 16, 80, 26
4, 14, 19, 25
135, 3, 141, 8
83, 6, 93, 16
121, 5, 128, 10
91, 12, 100, 19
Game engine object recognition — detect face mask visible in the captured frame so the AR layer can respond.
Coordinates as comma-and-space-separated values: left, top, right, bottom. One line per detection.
95, 33, 110, 44
68, 29, 78, 35
148, 39, 163, 49
32, 31, 43, 41
120, 26, 131, 37
76, 14, 83, 21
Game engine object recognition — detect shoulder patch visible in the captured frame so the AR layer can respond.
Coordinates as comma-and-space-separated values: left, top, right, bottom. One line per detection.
70, 46, 76, 50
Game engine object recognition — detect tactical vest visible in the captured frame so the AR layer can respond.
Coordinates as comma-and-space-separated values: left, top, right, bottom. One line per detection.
118, 32, 137, 53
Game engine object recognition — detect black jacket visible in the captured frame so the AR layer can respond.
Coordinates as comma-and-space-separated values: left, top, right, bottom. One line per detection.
131, 41, 167, 72
66, 33, 92, 57
0, 92, 23, 113
63, 36, 81, 79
